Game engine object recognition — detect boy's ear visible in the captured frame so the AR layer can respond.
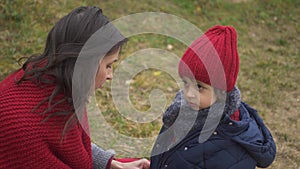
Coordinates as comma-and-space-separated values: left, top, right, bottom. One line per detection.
214, 88, 226, 101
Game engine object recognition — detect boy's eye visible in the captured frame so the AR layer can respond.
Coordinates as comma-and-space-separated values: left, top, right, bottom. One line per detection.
196, 84, 203, 89
182, 80, 188, 87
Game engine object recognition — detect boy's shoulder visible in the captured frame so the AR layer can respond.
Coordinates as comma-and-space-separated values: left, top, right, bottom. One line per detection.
239, 101, 266, 126
239, 101, 258, 114
228, 102, 276, 168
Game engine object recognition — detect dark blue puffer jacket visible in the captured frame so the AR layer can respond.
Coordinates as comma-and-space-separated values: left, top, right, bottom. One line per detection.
150, 102, 276, 169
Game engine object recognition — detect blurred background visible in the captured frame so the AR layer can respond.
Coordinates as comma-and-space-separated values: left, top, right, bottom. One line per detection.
0, 0, 299, 168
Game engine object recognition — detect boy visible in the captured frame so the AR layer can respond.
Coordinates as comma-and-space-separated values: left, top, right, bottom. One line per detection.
150, 25, 276, 169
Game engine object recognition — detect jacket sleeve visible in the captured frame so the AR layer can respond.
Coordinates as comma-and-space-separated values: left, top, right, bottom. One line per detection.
234, 103, 276, 168
92, 143, 115, 169
248, 110, 276, 168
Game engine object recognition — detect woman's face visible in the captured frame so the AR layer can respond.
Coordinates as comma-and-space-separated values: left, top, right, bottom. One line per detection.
182, 77, 217, 110
94, 48, 120, 89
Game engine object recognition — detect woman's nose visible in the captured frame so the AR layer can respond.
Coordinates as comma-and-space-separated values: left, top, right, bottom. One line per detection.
106, 70, 113, 80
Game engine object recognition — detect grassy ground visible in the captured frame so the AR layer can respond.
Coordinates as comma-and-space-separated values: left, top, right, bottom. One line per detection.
1, 0, 299, 168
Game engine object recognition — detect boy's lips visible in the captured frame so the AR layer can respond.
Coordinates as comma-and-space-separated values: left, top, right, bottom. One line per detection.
188, 102, 198, 108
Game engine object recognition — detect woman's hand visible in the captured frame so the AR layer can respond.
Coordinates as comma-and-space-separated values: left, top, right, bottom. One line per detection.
111, 159, 150, 169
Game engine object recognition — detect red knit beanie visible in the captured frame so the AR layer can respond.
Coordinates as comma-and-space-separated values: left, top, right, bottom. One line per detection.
178, 25, 239, 92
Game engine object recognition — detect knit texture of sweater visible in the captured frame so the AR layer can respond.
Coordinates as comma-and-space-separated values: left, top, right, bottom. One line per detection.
0, 69, 113, 169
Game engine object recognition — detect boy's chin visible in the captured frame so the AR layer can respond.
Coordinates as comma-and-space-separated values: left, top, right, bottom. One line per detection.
189, 105, 200, 111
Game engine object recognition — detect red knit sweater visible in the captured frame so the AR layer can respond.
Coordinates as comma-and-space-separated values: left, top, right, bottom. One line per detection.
0, 70, 93, 168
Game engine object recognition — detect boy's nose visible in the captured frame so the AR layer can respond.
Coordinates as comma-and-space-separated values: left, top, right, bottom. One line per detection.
186, 87, 196, 98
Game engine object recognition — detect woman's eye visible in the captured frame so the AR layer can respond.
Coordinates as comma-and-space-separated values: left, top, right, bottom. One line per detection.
106, 65, 112, 69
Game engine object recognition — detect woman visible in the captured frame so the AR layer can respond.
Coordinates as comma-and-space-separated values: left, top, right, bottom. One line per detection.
0, 6, 149, 169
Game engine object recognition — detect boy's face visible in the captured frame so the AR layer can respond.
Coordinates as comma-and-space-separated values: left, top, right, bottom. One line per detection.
182, 77, 217, 110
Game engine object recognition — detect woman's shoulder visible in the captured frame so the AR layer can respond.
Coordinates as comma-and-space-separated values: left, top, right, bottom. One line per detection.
0, 69, 59, 127
0, 69, 20, 93
1, 69, 55, 100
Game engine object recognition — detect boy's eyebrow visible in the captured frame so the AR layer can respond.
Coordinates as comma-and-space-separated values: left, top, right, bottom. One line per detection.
196, 80, 208, 87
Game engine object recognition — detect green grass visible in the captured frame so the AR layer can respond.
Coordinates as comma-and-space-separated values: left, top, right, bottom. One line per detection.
1, 0, 300, 168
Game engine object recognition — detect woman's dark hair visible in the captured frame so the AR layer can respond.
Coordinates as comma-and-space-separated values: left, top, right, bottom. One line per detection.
17, 6, 127, 134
